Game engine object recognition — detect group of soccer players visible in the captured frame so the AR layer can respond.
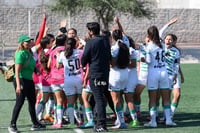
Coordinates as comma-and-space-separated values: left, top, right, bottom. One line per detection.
2, 10, 184, 132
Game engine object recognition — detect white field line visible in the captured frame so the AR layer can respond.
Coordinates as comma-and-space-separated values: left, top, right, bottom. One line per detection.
74, 128, 85, 133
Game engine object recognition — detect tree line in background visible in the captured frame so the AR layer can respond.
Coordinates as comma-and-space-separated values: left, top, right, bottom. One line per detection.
50, 0, 154, 30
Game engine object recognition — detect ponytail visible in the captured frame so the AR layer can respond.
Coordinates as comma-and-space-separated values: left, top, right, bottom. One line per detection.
40, 49, 50, 72
40, 36, 51, 72
147, 26, 162, 48
116, 40, 130, 69
65, 38, 76, 58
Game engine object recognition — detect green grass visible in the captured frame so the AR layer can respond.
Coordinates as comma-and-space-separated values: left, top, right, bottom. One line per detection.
0, 63, 200, 133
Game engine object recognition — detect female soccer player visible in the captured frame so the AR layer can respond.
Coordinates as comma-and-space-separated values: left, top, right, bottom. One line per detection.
143, 26, 176, 127
35, 36, 54, 122
109, 29, 130, 129
159, 18, 183, 119
57, 38, 83, 128
47, 34, 66, 128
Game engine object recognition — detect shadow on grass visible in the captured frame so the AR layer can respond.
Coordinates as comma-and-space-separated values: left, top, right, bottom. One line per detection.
0, 99, 16, 101
106, 112, 200, 129
2, 112, 200, 132
173, 112, 200, 127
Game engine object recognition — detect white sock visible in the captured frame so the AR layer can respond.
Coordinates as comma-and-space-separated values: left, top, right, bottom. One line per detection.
67, 105, 74, 123
116, 107, 125, 124
53, 104, 57, 124
57, 105, 63, 124
164, 107, 172, 122
36, 102, 45, 120
74, 106, 81, 123
130, 109, 137, 121
150, 107, 156, 122
85, 107, 93, 122
46, 98, 54, 115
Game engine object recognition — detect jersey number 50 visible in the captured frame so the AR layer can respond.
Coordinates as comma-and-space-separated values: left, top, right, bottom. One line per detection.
68, 58, 81, 71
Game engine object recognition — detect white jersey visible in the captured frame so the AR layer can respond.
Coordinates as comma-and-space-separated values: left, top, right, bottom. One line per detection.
109, 42, 129, 91
146, 41, 165, 69
139, 44, 148, 73
165, 47, 180, 76
57, 49, 83, 96
135, 44, 149, 85
129, 47, 136, 61
122, 35, 130, 48
159, 24, 168, 40
125, 47, 138, 93
31, 45, 39, 62
145, 41, 169, 90
58, 49, 83, 78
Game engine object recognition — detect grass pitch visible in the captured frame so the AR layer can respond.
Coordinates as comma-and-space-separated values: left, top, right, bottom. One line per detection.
0, 63, 200, 133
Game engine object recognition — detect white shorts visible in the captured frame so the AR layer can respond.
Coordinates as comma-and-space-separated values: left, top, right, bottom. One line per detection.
109, 68, 128, 92
35, 83, 42, 90
51, 84, 64, 93
124, 68, 138, 93
147, 68, 169, 91
168, 75, 174, 90
42, 86, 53, 93
173, 74, 181, 89
137, 71, 148, 86
82, 85, 92, 94
64, 76, 82, 97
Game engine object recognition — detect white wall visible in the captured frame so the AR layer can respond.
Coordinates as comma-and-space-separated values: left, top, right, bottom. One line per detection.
2, 0, 52, 7
157, 0, 200, 9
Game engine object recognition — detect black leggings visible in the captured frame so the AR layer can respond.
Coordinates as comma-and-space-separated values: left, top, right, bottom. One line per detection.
89, 90, 115, 114
11, 78, 38, 125
89, 79, 115, 117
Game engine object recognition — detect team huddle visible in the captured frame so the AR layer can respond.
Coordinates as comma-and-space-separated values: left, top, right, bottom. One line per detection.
5, 10, 184, 133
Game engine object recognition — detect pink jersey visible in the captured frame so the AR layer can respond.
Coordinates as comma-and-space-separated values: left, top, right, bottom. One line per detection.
32, 55, 41, 84
50, 46, 65, 85
39, 49, 52, 86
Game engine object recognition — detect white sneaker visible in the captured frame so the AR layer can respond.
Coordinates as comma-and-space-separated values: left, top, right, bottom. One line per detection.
166, 120, 177, 126
144, 121, 157, 128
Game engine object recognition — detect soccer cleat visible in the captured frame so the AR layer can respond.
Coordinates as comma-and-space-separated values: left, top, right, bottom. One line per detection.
144, 121, 157, 128
76, 122, 84, 126
112, 123, 127, 129
39, 118, 45, 123
80, 121, 95, 128
128, 120, 139, 127
8, 124, 19, 133
62, 117, 70, 124
93, 125, 108, 132
52, 123, 62, 128
166, 120, 177, 126
44, 114, 54, 122
67, 123, 76, 128
30, 123, 46, 131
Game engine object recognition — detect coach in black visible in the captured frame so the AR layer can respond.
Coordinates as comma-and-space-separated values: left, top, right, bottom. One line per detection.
81, 22, 111, 132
